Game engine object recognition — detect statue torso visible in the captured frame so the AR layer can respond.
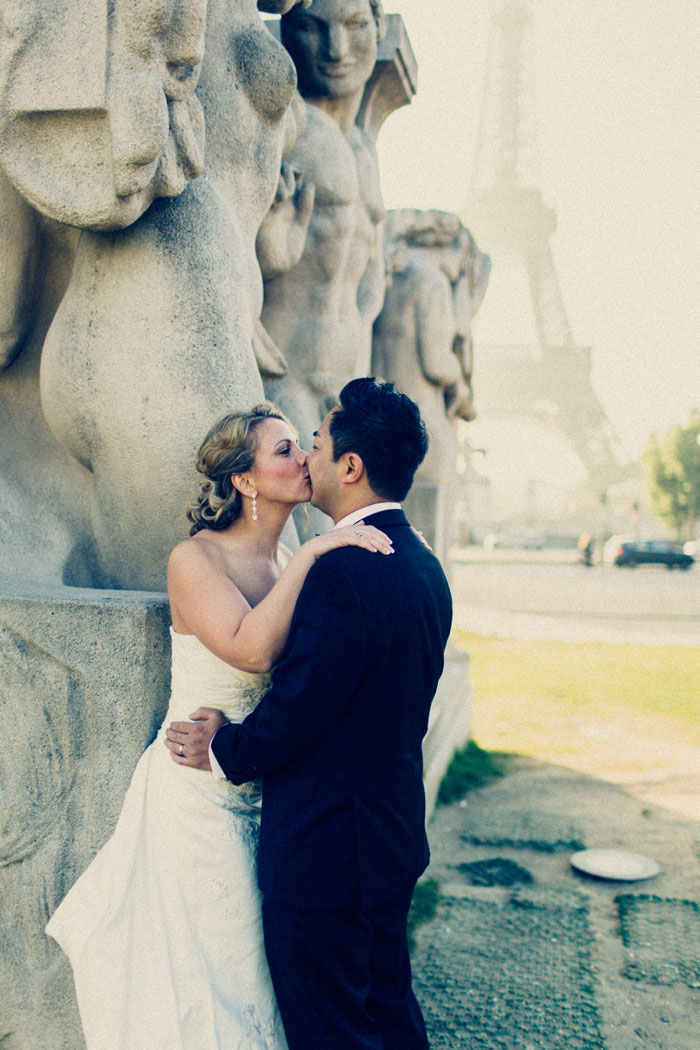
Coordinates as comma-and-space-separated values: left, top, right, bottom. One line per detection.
261, 101, 384, 372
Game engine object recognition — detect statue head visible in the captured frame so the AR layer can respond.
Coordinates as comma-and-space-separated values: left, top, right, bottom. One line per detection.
281, 0, 386, 101
387, 209, 466, 282
0, 0, 207, 229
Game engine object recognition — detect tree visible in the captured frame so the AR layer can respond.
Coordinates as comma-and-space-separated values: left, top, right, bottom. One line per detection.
643, 411, 700, 541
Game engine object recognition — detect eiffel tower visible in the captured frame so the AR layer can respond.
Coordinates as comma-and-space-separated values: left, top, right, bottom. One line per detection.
467, 0, 630, 489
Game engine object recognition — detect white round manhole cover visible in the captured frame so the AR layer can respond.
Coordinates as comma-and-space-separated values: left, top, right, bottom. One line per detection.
570, 849, 660, 881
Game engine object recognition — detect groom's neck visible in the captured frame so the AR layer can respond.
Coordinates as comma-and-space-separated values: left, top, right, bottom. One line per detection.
330, 490, 384, 525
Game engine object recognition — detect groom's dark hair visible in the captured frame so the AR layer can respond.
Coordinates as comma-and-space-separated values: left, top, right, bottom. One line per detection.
329, 377, 428, 502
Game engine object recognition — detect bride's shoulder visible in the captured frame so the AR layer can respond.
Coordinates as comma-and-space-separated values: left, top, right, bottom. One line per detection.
168, 532, 233, 576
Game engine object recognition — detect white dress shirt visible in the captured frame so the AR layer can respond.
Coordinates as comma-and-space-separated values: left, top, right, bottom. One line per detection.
209, 502, 402, 779
333, 502, 401, 530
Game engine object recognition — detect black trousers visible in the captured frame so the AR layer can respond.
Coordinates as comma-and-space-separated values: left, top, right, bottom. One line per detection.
262, 887, 429, 1050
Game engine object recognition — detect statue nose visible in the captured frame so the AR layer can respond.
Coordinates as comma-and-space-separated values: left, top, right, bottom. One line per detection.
166, 0, 207, 59
326, 25, 349, 60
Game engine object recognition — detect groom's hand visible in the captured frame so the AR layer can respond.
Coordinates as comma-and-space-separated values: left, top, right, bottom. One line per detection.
165, 707, 227, 770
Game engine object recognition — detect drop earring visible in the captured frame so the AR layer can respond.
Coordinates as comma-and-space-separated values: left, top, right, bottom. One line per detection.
252, 494, 258, 521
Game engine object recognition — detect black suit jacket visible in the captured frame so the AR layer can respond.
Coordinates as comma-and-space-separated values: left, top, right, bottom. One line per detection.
211, 509, 453, 909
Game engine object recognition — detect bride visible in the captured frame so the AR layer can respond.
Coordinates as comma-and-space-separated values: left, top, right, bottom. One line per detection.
46, 402, 393, 1050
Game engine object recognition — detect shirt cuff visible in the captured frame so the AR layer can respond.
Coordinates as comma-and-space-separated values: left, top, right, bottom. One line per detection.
209, 728, 228, 781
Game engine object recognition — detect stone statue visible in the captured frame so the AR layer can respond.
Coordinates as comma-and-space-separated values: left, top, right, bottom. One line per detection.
257, 0, 389, 532
0, 0, 307, 590
0, 0, 210, 589
373, 208, 491, 563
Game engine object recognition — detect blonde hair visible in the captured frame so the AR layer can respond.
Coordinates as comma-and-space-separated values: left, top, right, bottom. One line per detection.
186, 403, 294, 535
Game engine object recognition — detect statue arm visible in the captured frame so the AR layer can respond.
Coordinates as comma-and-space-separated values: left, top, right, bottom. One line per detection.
414, 273, 461, 388
0, 172, 39, 370
469, 250, 492, 314
252, 319, 287, 379
256, 164, 315, 280
357, 223, 387, 327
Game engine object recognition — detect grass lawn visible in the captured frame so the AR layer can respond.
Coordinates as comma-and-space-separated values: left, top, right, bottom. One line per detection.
451, 629, 700, 785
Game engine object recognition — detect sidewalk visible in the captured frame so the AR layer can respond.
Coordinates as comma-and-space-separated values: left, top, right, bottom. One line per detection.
412, 758, 700, 1049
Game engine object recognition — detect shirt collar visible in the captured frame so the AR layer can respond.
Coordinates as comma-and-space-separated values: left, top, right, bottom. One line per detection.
333, 503, 402, 530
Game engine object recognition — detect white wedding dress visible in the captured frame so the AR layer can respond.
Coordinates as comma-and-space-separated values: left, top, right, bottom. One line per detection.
46, 628, 287, 1050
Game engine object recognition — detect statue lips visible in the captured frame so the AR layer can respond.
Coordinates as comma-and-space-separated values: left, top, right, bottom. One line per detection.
319, 63, 357, 78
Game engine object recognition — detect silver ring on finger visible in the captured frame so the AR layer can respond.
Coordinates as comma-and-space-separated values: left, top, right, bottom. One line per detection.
178, 743, 185, 757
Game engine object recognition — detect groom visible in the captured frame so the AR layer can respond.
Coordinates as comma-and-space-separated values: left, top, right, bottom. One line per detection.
168, 377, 452, 1049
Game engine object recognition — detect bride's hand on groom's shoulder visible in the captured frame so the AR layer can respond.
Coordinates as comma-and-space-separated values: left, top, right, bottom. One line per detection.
165, 707, 227, 770
303, 523, 394, 561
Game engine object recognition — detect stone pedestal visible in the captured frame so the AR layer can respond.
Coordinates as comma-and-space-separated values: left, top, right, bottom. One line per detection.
0, 584, 170, 1050
403, 482, 458, 575
423, 643, 473, 820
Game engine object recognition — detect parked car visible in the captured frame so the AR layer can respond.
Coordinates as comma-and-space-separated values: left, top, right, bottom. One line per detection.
610, 539, 694, 570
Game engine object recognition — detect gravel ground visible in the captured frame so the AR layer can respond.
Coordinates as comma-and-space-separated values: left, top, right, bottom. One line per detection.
413, 758, 700, 1050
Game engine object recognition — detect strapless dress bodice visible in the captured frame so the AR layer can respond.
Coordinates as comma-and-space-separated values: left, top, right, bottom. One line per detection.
150, 628, 272, 811
167, 627, 272, 723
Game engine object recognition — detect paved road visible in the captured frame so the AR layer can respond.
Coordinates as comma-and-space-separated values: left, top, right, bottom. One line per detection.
449, 550, 700, 646
450, 550, 700, 645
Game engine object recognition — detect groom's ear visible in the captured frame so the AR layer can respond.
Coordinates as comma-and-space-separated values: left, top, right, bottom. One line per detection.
338, 452, 365, 486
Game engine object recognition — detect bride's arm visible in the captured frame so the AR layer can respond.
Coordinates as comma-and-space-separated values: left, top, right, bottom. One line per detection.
167, 525, 393, 673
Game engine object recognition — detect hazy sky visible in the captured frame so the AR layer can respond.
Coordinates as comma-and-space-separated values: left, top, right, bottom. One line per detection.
377, 0, 699, 471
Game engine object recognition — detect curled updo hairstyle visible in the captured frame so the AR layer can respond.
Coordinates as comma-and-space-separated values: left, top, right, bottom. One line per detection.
186, 403, 293, 535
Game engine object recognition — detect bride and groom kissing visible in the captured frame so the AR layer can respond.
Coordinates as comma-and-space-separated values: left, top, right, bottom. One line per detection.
47, 377, 453, 1050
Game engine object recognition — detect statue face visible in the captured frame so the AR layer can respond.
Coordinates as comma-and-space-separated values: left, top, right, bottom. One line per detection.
282, 0, 378, 100
109, 0, 207, 201
0, 0, 206, 228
